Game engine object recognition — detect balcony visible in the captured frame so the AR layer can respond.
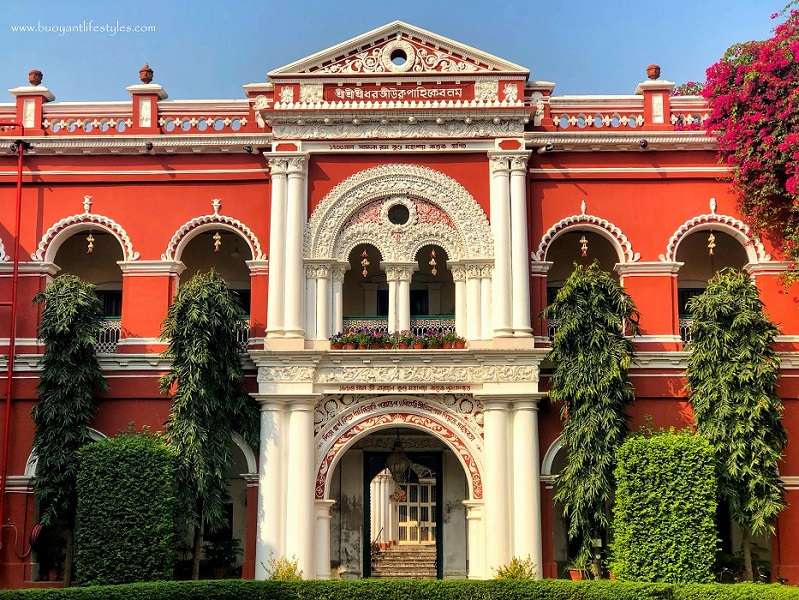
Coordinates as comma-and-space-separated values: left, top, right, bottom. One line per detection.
341, 315, 456, 336
95, 318, 121, 353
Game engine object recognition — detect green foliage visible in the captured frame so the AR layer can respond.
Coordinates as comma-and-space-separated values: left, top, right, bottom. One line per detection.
75, 434, 177, 585
32, 275, 106, 529
494, 556, 538, 579
544, 262, 639, 565
160, 270, 259, 534
266, 556, 303, 581
686, 269, 786, 539
2, 580, 799, 600
610, 431, 717, 583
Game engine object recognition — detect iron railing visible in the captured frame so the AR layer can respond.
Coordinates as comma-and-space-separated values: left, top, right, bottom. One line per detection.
95, 318, 121, 353
679, 318, 692, 343
341, 315, 456, 336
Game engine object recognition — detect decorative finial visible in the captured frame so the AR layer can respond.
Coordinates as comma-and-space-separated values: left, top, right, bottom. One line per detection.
360, 249, 370, 278
83, 195, 92, 214
580, 199, 587, 215
28, 69, 43, 86
709, 197, 717, 214
86, 232, 95, 255
429, 249, 437, 276
138, 64, 154, 84
212, 198, 221, 215
580, 234, 589, 258
646, 64, 661, 80
212, 231, 222, 253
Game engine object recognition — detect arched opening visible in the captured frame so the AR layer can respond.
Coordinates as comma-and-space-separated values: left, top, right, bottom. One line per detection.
545, 230, 620, 338
328, 427, 468, 579
410, 245, 455, 335
676, 229, 748, 341
179, 230, 253, 346
52, 230, 124, 353
342, 244, 386, 332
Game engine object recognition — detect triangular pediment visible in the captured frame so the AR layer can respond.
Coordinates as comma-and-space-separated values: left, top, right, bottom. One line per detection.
268, 21, 529, 77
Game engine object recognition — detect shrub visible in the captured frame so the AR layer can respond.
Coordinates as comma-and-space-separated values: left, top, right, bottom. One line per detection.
494, 556, 538, 579
610, 431, 717, 583
266, 556, 302, 581
75, 433, 178, 585
1, 580, 799, 600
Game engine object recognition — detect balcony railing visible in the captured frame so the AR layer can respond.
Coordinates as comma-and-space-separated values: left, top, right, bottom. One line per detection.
679, 318, 692, 343
237, 318, 251, 350
341, 315, 456, 336
95, 318, 121, 353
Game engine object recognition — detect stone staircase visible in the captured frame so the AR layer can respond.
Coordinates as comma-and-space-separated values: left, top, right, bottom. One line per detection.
371, 544, 437, 578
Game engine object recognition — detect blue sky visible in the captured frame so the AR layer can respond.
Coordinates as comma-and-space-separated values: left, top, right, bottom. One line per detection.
0, 0, 787, 101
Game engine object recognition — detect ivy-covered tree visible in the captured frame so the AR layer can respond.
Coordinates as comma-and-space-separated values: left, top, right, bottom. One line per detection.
544, 262, 639, 570
686, 268, 786, 581
32, 275, 106, 585
160, 270, 259, 579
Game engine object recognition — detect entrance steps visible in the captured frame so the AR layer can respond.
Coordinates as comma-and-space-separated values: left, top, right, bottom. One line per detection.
371, 545, 437, 578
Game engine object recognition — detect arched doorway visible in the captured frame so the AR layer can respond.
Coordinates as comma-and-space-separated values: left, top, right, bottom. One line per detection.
341, 244, 387, 333
328, 427, 468, 579
178, 230, 253, 347
52, 231, 124, 353
410, 245, 455, 335
545, 230, 620, 339
675, 229, 748, 342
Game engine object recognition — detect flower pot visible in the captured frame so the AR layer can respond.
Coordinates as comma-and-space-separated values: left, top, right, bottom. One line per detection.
442, 342, 453, 349
568, 568, 583, 582
412, 342, 425, 349
331, 343, 343, 350
398, 343, 408, 349
358, 343, 367, 350
344, 343, 356, 350
384, 342, 394, 349
454, 340, 466, 349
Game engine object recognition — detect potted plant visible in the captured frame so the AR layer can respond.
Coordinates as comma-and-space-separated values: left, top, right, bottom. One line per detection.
355, 330, 369, 350
412, 336, 426, 350
454, 335, 467, 349
342, 332, 356, 350
397, 331, 412, 349
442, 331, 457, 349
384, 333, 395, 349
204, 538, 241, 579
566, 560, 585, 581
427, 335, 442, 349
329, 333, 344, 350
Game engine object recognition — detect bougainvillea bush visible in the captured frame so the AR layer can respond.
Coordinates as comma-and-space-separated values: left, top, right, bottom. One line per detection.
703, 10, 799, 265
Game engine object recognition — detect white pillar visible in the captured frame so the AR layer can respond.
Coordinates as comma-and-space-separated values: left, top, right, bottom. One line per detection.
512, 398, 543, 577
314, 500, 335, 579
266, 158, 287, 337
304, 266, 317, 341
385, 263, 415, 333
510, 154, 532, 336
482, 398, 511, 575
466, 265, 482, 341
316, 266, 330, 341
480, 265, 493, 340
255, 399, 285, 578
452, 265, 467, 338
489, 155, 513, 337
387, 279, 399, 333
331, 264, 346, 335
283, 397, 316, 578
283, 156, 307, 338
463, 500, 486, 579
398, 278, 411, 332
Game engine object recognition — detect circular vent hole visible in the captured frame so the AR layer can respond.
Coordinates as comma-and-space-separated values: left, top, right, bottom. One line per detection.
390, 49, 407, 66
387, 204, 410, 225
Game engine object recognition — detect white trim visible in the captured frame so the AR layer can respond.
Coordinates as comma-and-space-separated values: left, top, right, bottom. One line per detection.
616, 261, 682, 276
528, 166, 730, 174
776, 336, 799, 343
114, 337, 164, 346
0, 168, 270, 177
631, 335, 683, 343
0, 261, 59, 275
117, 260, 186, 275
745, 262, 793, 276
541, 436, 563, 476
231, 432, 257, 474
25, 427, 107, 477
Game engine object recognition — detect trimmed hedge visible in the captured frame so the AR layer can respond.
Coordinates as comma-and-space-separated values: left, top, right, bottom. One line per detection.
75, 434, 178, 585
610, 431, 717, 583
0, 580, 797, 600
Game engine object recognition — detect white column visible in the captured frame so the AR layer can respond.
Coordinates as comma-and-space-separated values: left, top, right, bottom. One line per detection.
331, 264, 346, 335
480, 265, 493, 340
452, 265, 467, 338
482, 398, 511, 575
316, 266, 331, 341
466, 265, 482, 341
283, 156, 307, 338
512, 398, 543, 577
398, 278, 411, 332
304, 266, 317, 341
266, 158, 287, 337
314, 500, 335, 579
463, 500, 486, 579
489, 155, 513, 337
387, 279, 399, 333
385, 263, 414, 333
283, 397, 316, 578
510, 154, 532, 336
255, 399, 285, 578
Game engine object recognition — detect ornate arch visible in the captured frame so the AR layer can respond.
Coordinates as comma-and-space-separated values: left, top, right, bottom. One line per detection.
532, 200, 639, 263
541, 435, 564, 476
231, 432, 257, 474
660, 198, 770, 264
33, 196, 139, 262
305, 164, 493, 262
314, 394, 484, 501
24, 427, 107, 477
162, 199, 265, 261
